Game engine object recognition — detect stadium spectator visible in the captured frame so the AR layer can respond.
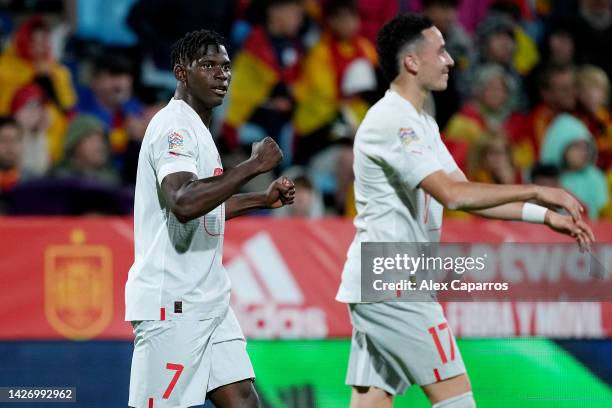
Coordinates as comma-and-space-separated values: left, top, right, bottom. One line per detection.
571, 0, 612, 80
0, 16, 76, 116
0, 16, 76, 162
422, 0, 475, 128
467, 133, 519, 184
540, 113, 608, 219
575, 64, 612, 171
127, 0, 237, 90
121, 87, 167, 186
403, 0, 491, 35
530, 162, 561, 188
446, 64, 519, 143
10, 84, 51, 177
514, 64, 578, 170
356, 0, 399, 45
293, 0, 377, 163
52, 115, 120, 187
76, 54, 145, 172
541, 19, 577, 67
465, 12, 526, 110
0, 117, 29, 193
444, 64, 530, 173
525, 17, 578, 106
488, 0, 540, 76
528, 162, 562, 212
474, 14, 516, 71
222, 0, 305, 153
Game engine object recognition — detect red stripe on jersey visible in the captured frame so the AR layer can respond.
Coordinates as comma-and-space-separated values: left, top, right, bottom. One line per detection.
423, 193, 431, 224
160, 307, 166, 321
148, 397, 154, 407
438, 322, 456, 360
428, 326, 448, 364
433, 368, 441, 382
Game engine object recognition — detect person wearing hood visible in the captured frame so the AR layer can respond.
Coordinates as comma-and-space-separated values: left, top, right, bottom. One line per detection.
575, 64, 612, 171
52, 115, 120, 187
540, 113, 608, 219
0, 16, 76, 115
0, 16, 76, 162
10, 84, 51, 176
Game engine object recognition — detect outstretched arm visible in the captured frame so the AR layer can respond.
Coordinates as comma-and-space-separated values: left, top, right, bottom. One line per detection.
445, 170, 527, 220
161, 137, 282, 223
441, 170, 595, 251
419, 169, 584, 221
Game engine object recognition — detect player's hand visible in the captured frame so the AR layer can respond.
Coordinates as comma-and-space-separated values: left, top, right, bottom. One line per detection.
535, 186, 584, 222
250, 137, 283, 173
264, 176, 295, 209
545, 211, 595, 252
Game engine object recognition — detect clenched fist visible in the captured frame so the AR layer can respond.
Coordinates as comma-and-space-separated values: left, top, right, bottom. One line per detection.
251, 137, 283, 173
264, 176, 296, 209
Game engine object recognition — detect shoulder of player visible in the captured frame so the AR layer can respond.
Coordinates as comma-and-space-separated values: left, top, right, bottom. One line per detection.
144, 106, 200, 144
422, 112, 440, 131
358, 98, 419, 142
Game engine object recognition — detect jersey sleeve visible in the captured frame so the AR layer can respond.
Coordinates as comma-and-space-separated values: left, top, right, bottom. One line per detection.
436, 135, 461, 174
151, 127, 199, 185
360, 124, 444, 189
431, 118, 460, 173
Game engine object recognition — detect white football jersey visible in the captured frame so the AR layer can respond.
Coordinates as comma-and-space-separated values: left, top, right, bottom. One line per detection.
336, 90, 459, 303
125, 98, 230, 321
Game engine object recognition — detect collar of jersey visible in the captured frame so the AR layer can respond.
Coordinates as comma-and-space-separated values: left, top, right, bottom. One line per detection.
386, 90, 422, 118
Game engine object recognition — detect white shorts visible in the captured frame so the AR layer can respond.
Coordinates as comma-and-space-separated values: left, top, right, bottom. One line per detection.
346, 302, 466, 395
128, 308, 255, 408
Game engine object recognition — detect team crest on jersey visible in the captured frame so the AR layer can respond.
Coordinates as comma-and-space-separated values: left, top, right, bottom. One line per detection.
168, 131, 184, 150
398, 127, 418, 145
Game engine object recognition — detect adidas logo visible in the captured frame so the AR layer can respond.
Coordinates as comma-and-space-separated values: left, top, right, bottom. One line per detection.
226, 232, 328, 338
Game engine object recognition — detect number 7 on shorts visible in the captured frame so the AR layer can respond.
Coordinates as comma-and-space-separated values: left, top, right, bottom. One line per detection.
163, 363, 184, 399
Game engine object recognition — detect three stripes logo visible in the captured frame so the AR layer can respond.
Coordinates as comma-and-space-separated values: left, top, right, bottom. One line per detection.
227, 233, 303, 305
226, 233, 327, 338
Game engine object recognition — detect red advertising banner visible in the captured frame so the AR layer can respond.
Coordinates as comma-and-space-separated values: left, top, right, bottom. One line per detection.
0, 217, 611, 340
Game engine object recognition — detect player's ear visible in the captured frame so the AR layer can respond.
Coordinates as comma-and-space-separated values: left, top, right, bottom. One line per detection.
403, 53, 419, 75
174, 64, 187, 83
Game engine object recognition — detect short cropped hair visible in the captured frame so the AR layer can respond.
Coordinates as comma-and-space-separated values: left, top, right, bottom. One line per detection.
538, 64, 575, 91
170, 29, 227, 67
0, 116, 18, 131
376, 14, 433, 82
324, 0, 358, 18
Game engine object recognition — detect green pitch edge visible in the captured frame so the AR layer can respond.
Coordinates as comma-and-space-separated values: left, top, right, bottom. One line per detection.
246, 338, 612, 408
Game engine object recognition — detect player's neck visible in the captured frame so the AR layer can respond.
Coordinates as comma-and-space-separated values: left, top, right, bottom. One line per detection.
390, 79, 427, 113
173, 90, 213, 128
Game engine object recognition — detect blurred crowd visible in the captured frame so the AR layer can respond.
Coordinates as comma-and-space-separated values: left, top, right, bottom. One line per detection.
0, 0, 611, 219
